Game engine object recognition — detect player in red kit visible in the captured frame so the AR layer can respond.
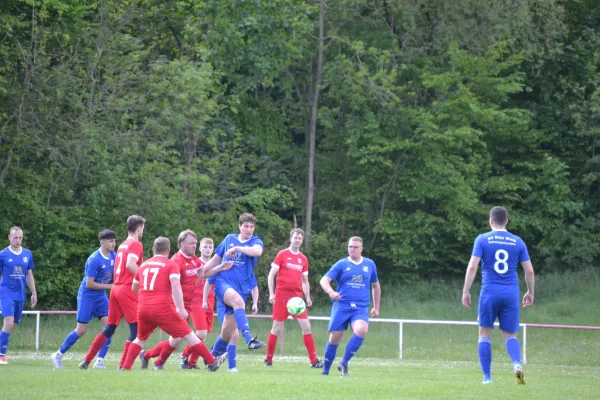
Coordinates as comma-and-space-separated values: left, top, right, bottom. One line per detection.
264, 228, 323, 368
140, 231, 213, 369
180, 237, 216, 369
120, 237, 227, 371
80, 215, 145, 370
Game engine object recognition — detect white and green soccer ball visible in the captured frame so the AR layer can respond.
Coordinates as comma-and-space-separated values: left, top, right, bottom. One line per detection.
286, 297, 306, 316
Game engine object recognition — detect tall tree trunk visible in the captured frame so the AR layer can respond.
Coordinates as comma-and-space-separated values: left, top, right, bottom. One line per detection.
305, 0, 325, 252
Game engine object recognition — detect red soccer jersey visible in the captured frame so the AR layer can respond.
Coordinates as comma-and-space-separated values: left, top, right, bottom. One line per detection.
272, 248, 309, 297
134, 255, 181, 310
171, 251, 202, 306
113, 238, 144, 285
195, 259, 215, 303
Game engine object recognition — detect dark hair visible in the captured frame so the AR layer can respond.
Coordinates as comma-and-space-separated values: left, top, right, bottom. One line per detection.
127, 215, 145, 233
239, 213, 256, 226
153, 237, 170, 254
490, 206, 508, 226
99, 230, 117, 241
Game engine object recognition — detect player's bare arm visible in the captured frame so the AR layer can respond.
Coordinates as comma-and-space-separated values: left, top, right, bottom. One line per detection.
268, 264, 279, 304
301, 274, 312, 307
170, 275, 187, 320
320, 276, 341, 301
226, 244, 263, 258
371, 281, 381, 317
125, 254, 139, 276
131, 280, 140, 294
251, 286, 259, 314
197, 253, 223, 279
521, 260, 535, 307
462, 255, 481, 309
86, 276, 113, 291
199, 260, 234, 280
202, 280, 211, 310
26, 269, 37, 307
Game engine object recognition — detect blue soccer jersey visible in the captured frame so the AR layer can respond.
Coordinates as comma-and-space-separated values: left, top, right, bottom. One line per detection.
325, 257, 378, 307
0, 247, 35, 301
78, 249, 116, 299
472, 230, 530, 299
213, 234, 263, 294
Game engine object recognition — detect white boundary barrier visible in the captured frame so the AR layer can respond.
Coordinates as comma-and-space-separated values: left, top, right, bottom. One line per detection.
15, 311, 600, 364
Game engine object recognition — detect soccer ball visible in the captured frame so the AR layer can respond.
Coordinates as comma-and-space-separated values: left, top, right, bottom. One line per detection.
286, 297, 306, 316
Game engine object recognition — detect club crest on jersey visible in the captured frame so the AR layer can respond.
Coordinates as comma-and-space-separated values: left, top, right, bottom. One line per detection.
23, 257, 28, 263
363, 266, 368, 272
298, 258, 302, 263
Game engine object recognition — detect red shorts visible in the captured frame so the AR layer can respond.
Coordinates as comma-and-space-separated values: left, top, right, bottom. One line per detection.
137, 306, 192, 340
188, 301, 213, 333
272, 294, 308, 322
107, 284, 138, 325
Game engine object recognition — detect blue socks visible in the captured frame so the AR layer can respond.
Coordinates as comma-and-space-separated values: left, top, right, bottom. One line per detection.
98, 336, 112, 359
341, 334, 364, 366
59, 330, 81, 354
505, 336, 521, 365
227, 344, 237, 369
0, 331, 11, 356
478, 337, 492, 379
322, 342, 339, 374
211, 336, 229, 356
233, 309, 253, 343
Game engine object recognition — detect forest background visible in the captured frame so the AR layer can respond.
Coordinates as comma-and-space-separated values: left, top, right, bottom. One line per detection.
1, 0, 599, 310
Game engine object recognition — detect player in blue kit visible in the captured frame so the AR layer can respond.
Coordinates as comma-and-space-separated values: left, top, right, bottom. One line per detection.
319, 236, 381, 376
51, 230, 117, 369
462, 206, 535, 385
200, 213, 266, 356
0, 226, 37, 365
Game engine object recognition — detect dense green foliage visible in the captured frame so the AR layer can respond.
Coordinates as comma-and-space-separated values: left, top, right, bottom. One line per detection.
1, 0, 599, 308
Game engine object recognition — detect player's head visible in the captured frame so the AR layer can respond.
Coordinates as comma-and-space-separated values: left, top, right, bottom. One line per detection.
347, 236, 363, 259
238, 213, 256, 240
489, 206, 508, 229
289, 228, 304, 250
99, 229, 117, 252
152, 236, 171, 257
8, 226, 23, 250
178, 229, 197, 257
199, 237, 214, 257
127, 215, 145, 239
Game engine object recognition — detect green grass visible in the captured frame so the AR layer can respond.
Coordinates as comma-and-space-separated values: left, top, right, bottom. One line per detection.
2, 268, 599, 398
2, 353, 599, 399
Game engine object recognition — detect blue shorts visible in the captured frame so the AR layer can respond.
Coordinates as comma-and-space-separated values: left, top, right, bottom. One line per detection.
0, 297, 25, 324
77, 295, 109, 324
328, 301, 370, 332
478, 296, 520, 333
213, 280, 248, 323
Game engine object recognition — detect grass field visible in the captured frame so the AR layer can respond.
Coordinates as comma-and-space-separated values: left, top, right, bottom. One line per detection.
1, 269, 599, 398
2, 352, 599, 399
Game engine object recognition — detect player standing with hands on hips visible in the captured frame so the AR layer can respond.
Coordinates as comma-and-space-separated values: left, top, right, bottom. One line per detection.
462, 206, 535, 385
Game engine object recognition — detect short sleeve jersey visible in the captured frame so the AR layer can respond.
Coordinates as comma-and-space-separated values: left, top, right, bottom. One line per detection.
213, 234, 263, 294
171, 251, 202, 306
325, 257, 378, 307
0, 247, 35, 301
272, 248, 309, 298
113, 238, 144, 285
472, 230, 530, 299
134, 255, 181, 310
78, 249, 116, 298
